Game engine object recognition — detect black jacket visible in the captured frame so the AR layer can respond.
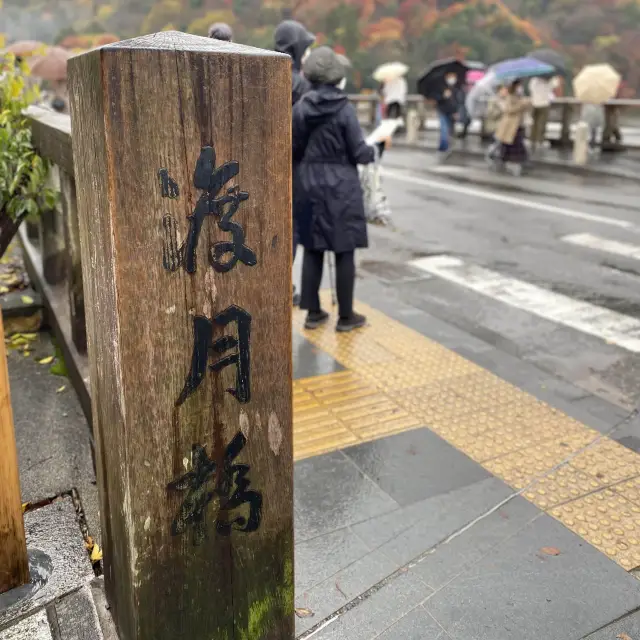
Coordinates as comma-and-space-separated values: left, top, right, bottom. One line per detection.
435, 87, 460, 115
292, 85, 375, 253
274, 20, 314, 106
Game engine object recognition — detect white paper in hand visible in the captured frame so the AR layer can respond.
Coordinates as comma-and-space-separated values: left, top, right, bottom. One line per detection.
367, 118, 403, 145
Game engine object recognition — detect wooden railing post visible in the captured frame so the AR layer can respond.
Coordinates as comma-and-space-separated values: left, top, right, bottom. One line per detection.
58, 169, 86, 353
0, 312, 30, 594
68, 32, 293, 640
41, 164, 66, 285
560, 103, 573, 148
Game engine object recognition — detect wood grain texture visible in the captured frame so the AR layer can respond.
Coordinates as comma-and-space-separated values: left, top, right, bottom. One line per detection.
59, 169, 86, 353
27, 107, 73, 176
68, 31, 292, 640
0, 312, 30, 595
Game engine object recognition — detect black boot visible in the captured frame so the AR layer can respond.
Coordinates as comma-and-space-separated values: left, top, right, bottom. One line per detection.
336, 312, 367, 332
305, 310, 329, 330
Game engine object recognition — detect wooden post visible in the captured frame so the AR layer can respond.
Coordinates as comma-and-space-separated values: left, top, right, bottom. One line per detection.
59, 169, 87, 353
0, 312, 30, 594
560, 103, 572, 148
68, 32, 293, 640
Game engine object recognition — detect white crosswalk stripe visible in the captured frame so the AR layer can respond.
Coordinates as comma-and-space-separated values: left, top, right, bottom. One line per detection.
562, 233, 640, 261
409, 255, 640, 353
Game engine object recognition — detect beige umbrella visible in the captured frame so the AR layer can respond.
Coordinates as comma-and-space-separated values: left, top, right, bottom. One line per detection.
5, 40, 47, 57
373, 62, 408, 83
29, 47, 71, 82
573, 64, 621, 104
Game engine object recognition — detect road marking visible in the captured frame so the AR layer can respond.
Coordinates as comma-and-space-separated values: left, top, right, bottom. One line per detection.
381, 168, 635, 230
562, 233, 640, 260
409, 255, 640, 353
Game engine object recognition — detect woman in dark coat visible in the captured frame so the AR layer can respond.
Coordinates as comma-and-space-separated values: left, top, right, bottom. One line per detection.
293, 46, 380, 332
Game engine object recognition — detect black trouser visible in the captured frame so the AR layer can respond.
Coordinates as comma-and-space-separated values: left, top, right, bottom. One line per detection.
300, 249, 355, 319
386, 102, 403, 119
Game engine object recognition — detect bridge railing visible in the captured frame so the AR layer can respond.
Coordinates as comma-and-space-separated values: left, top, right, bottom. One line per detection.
349, 94, 640, 148
20, 106, 91, 419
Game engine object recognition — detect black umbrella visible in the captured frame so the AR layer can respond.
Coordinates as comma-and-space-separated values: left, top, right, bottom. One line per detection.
417, 58, 468, 99
528, 49, 566, 74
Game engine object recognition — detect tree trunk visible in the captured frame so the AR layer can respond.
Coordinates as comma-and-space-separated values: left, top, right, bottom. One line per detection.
0, 212, 24, 260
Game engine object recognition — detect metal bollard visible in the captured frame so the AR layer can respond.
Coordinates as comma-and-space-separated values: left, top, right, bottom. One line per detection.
573, 121, 590, 165
406, 109, 419, 144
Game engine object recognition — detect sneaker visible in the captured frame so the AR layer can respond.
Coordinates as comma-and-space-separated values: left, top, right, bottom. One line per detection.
336, 313, 367, 333
304, 310, 329, 330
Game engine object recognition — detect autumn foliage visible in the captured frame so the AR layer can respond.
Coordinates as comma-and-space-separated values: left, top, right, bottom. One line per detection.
2, 0, 639, 95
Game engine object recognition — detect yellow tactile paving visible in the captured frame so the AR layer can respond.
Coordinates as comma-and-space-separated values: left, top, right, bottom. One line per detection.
292, 295, 640, 569
551, 491, 640, 570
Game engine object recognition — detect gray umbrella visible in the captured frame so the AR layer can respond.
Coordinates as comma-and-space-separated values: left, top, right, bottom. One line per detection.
528, 49, 566, 74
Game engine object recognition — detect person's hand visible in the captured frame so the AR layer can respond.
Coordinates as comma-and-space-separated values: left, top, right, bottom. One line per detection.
380, 135, 392, 149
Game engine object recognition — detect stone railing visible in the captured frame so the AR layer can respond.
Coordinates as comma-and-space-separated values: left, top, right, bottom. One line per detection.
20, 106, 90, 419
349, 94, 640, 149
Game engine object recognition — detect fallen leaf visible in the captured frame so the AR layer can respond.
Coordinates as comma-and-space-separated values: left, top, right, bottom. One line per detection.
540, 547, 561, 556
23, 351, 30, 357
85, 536, 94, 551
21, 502, 29, 513
90, 544, 103, 562
294, 608, 314, 619
617, 634, 633, 640
37, 356, 54, 364
0, 286, 9, 294
21, 295, 34, 305
56, 385, 66, 393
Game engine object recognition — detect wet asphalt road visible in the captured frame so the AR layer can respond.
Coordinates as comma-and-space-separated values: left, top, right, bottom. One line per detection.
360, 148, 640, 410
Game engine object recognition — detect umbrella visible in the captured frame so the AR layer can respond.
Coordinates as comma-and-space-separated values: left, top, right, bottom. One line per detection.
528, 48, 566, 75
29, 47, 71, 82
466, 69, 486, 85
373, 62, 408, 83
465, 60, 486, 71
4, 40, 46, 57
573, 64, 621, 104
417, 58, 468, 99
492, 57, 555, 82
465, 69, 499, 118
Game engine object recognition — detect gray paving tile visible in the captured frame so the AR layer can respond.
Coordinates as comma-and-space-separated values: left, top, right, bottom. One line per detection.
569, 395, 632, 430
293, 331, 344, 379
425, 514, 640, 640
352, 477, 513, 565
295, 547, 398, 636
411, 496, 540, 589
582, 608, 640, 639
373, 604, 443, 640
310, 570, 433, 640
343, 429, 490, 507
295, 528, 371, 593
294, 451, 399, 542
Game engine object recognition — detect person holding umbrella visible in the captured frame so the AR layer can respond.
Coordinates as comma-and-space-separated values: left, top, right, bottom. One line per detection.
373, 62, 409, 120
495, 79, 531, 176
417, 59, 467, 159
573, 63, 621, 150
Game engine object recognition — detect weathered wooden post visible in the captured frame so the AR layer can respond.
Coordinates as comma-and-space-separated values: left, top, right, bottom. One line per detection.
68, 32, 293, 640
560, 102, 573, 148
0, 312, 30, 594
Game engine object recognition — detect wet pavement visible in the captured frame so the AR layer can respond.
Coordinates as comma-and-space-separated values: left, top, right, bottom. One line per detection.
291, 153, 640, 639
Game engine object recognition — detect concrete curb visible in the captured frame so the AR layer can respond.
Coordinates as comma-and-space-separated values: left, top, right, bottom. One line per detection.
393, 140, 639, 182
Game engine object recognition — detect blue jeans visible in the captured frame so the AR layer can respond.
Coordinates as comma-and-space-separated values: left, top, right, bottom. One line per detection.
438, 111, 454, 151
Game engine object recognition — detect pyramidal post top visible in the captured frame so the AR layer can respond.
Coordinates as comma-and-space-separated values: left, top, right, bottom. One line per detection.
92, 30, 289, 58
